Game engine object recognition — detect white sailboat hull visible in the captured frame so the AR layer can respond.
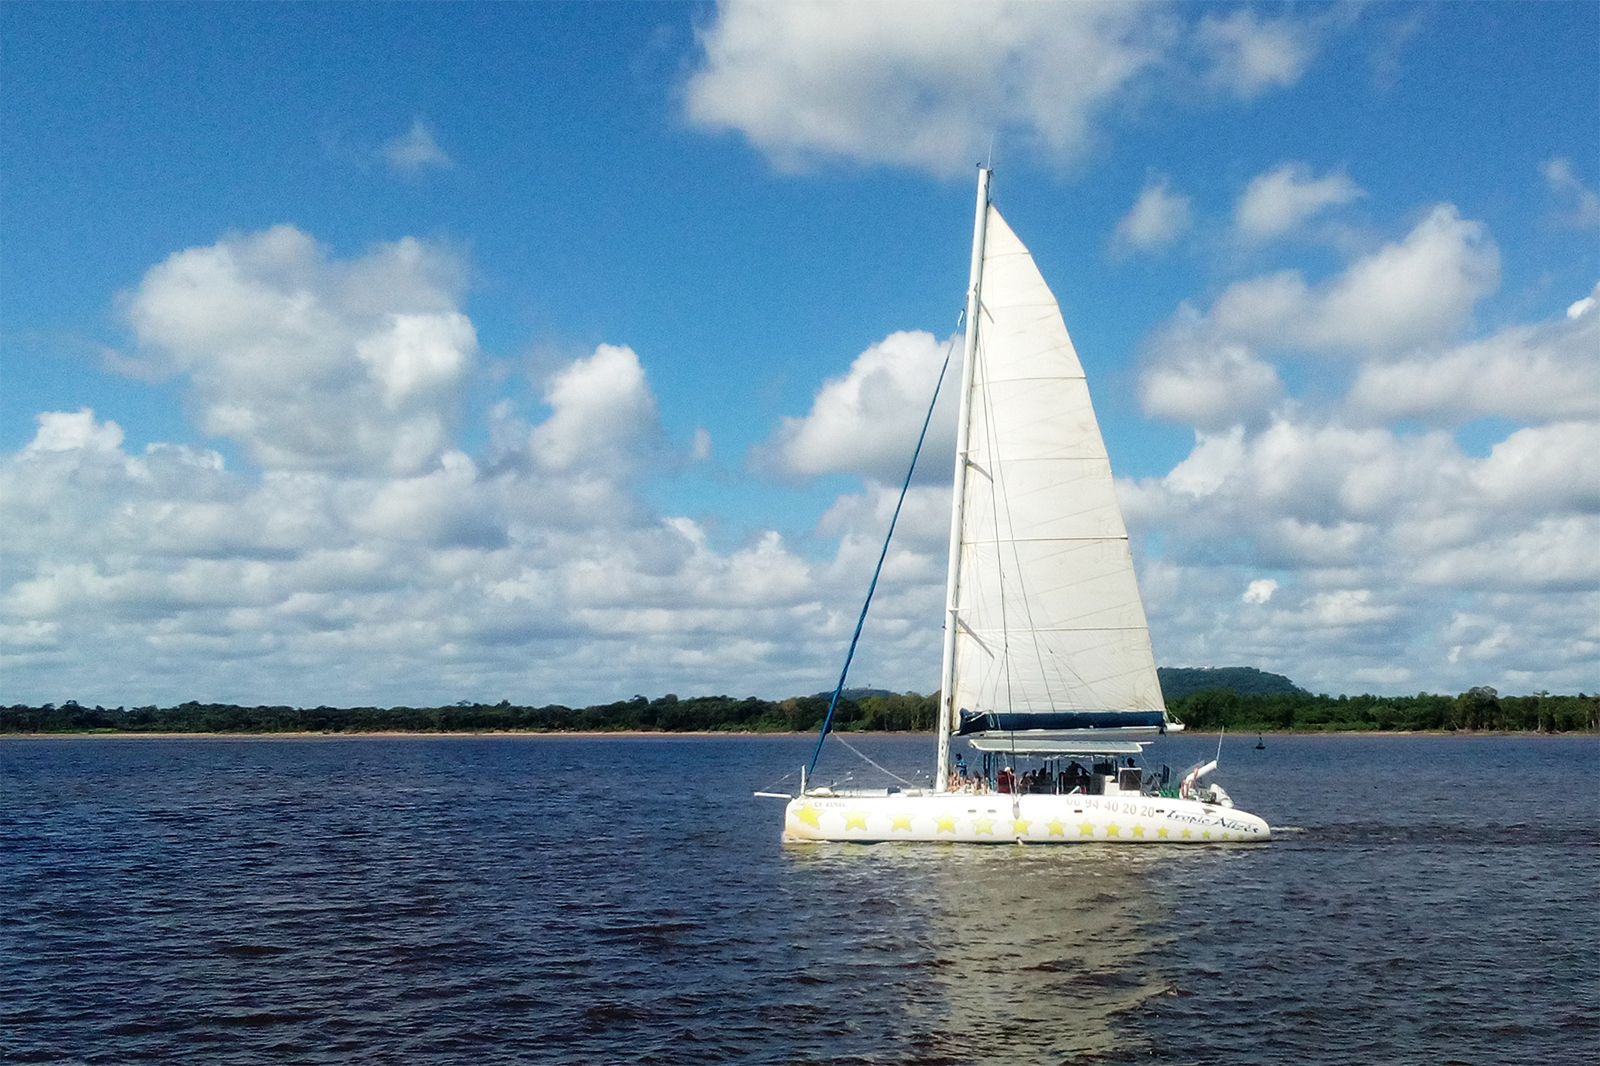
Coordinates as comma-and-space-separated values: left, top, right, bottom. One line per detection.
783, 791, 1271, 844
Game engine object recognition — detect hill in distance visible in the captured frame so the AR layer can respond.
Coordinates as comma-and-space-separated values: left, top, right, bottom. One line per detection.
813, 688, 898, 701
1158, 667, 1307, 701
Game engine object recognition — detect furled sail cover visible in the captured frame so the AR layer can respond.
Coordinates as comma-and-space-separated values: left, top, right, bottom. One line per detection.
951, 206, 1165, 728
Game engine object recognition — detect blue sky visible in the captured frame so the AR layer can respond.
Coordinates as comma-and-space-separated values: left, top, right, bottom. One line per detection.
3, 2, 1597, 706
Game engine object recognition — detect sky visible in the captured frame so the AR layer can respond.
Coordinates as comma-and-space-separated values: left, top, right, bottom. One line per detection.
2, 1, 1597, 708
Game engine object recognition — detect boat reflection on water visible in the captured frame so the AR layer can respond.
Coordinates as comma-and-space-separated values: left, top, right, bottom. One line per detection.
784, 843, 1169, 1063
927, 847, 1166, 1063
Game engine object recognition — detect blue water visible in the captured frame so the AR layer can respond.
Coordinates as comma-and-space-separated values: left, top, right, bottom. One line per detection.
2, 733, 1596, 1065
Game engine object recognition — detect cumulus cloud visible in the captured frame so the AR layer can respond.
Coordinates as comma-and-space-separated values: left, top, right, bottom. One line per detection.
1113, 175, 1192, 255
1143, 204, 1500, 395
27, 409, 125, 453
529, 344, 663, 477
2, 231, 960, 707
0, 393, 933, 706
1125, 407, 1600, 692
1542, 156, 1600, 229
1242, 578, 1277, 604
755, 330, 959, 482
685, 2, 1331, 175
1346, 284, 1600, 425
1193, 8, 1317, 98
1234, 162, 1363, 240
122, 225, 476, 476
383, 118, 453, 174
1139, 334, 1284, 430
1123, 226, 1597, 694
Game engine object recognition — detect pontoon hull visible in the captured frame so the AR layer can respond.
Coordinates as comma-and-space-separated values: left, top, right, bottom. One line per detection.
783, 791, 1270, 844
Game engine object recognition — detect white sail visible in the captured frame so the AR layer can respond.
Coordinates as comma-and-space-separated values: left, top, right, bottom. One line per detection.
950, 207, 1164, 723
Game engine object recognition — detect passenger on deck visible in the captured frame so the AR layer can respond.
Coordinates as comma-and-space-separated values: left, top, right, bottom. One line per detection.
1065, 761, 1089, 793
996, 767, 1014, 793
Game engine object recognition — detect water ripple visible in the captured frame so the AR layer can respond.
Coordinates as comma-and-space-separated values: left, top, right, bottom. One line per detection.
2, 733, 1595, 1065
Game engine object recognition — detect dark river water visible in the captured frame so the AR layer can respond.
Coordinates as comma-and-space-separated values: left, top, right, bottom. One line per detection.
2, 732, 1595, 1065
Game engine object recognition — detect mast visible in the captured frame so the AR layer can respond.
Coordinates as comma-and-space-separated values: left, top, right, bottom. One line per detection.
935, 166, 991, 791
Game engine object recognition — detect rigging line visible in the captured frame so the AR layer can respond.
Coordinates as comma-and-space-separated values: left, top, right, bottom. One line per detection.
978, 343, 1021, 717
831, 734, 920, 787
756, 766, 799, 795
982, 359, 1054, 716
806, 333, 959, 779
983, 387, 1071, 713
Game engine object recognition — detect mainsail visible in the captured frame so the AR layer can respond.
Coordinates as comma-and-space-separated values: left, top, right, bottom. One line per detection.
944, 204, 1165, 746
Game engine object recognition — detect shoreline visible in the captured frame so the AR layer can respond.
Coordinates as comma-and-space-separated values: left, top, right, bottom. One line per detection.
1, 728, 1592, 740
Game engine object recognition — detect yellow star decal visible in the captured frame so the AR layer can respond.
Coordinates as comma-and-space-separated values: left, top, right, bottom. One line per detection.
1218, 831, 1229, 840
1046, 819, 1067, 837
1131, 824, 1146, 838
1105, 823, 1121, 837
844, 810, 869, 830
890, 812, 913, 832
1079, 821, 1096, 837
973, 816, 996, 835
935, 815, 957, 834
1180, 828, 1192, 839
1201, 829, 1212, 840
1156, 826, 1170, 839
1011, 818, 1031, 836
796, 804, 820, 828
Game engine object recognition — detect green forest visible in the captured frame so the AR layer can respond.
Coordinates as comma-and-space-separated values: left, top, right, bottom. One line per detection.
3, 684, 1595, 735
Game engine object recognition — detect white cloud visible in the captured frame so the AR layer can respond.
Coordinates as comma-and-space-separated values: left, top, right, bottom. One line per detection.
0, 392, 929, 706
26, 408, 125, 453
1242, 578, 1277, 604
1113, 175, 1192, 255
1, 231, 965, 707
1234, 162, 1363, 240
1127, 419, 1600, 691
1471, 422, 1600, 514
685, 2, 1330, 175
1194, 8, 1317, 98
1139, 337, 1284, 431
529, 344, 662, 477
1125, 277, 1599, 694
1144, 204, 1500, 391
755, 330, 958, 482
123, 225, 476, 476
1346, 286, 1600, 425
1307, 206, 1499, 351
383, 118, 453, 174
1542, 156, 1600, 229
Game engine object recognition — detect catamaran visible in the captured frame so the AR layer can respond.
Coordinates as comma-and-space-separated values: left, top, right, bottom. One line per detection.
778, 169, 1270, 844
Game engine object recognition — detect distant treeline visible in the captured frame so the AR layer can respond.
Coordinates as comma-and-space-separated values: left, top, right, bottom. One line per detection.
1167, 686, 1598, 734
2, 685, 1595, 735
0, 691, 937, 736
